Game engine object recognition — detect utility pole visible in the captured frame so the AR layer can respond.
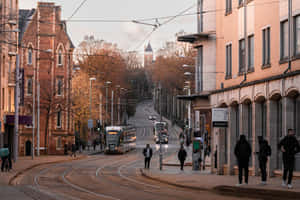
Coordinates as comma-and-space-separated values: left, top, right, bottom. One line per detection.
37, 83, 40, 156
159, 82, 162, 171
118, 97, 120, 125
32, 67, 35, 160
99, 94, 102, 126
111, 90, 114, 126
106, 86, 108, 125
14, 55, 19, 162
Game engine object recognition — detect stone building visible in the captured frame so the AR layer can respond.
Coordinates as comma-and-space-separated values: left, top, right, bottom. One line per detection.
18, 2, 75, 155
0, 0, 19, 155
144, 42, 153, 67
211, 0, 300, 175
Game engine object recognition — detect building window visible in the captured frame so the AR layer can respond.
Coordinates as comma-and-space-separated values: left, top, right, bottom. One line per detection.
28, 48, 33, 65
27, 77, 33, 95
57, 78, 63, 96
239, 39, 245, 73
281, 20, 289, 59
226, 0, 232, 14
262, 27, 271, 66
248, 35, 254, 70
58, 50, 63, 66
294, 15, 300, 55
226, 44, 232, 78
57, 109, 62, 128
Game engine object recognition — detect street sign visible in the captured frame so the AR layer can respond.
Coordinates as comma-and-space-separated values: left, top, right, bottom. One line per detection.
212, 108, 228, 127
88, 119, 93, 129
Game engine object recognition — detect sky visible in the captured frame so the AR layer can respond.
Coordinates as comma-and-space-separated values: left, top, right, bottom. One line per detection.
19, 0, 197, 53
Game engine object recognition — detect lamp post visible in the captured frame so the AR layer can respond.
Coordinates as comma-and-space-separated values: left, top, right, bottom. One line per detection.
158, 82, 163, 171
89, 77, 96, 147
105, 81, 111, 125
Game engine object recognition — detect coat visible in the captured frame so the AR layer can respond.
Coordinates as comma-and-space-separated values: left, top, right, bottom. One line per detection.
178, 148, 187, 161
143, 147, 153, 158
278, 135, 300, 161
234, 135, 252, 163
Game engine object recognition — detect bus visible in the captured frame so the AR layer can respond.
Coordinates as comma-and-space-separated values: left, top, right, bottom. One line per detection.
105, 126, 136, 154
153, 121, 169, 144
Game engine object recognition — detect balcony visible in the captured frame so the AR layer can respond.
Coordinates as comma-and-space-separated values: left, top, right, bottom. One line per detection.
177, 31, 216, 43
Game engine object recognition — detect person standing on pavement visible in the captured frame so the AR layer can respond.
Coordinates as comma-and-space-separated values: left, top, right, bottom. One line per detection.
278, 129, 300, 189
256, 136, 271, 185
71, 144, 77, 158
143, 144, 153, 169
234, 135, 252, 186
179, 132, 185, 145
178, 145, 187, 171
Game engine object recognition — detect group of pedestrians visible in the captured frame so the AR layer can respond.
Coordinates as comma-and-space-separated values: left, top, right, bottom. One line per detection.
235, 129, 300, 189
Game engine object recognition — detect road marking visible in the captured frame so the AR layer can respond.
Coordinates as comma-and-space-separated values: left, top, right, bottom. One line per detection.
117, 159, 160, 189
62, 167, 120, 200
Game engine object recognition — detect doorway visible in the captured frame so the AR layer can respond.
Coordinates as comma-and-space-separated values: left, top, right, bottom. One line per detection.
25, 140, 31, 156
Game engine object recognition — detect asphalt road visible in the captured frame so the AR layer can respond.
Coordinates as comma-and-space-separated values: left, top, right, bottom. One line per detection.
16, 100, 257, 200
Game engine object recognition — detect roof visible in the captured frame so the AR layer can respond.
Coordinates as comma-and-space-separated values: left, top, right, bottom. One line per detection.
177, 31, 216, 43
19, 9, 36, 43
145, 42, 153, 52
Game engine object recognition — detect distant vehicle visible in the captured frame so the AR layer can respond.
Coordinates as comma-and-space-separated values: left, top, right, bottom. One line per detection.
105, 125, 136, 154
148, 115, 157, 120
153, 121, 169, 144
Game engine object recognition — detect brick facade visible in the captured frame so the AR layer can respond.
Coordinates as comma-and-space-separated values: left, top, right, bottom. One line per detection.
18, 2, 74, 155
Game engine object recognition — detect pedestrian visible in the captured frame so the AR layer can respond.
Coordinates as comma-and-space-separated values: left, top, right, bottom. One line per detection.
178, 145, 187, 171
179, 132, 185, 145
143, 144, 153, 169
93, 140, 97, 151
256, 136, 271, 185
71, 144, 76, 158
278, 129, 300, 189
234, 135, 251, 186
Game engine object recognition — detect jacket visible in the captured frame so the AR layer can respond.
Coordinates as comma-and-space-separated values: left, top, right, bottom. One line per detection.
258, 139, 271, 160
278, 135, 300, 160
234, 135, 252, 162
143, 147, 153, 158
178, 148, 187, 161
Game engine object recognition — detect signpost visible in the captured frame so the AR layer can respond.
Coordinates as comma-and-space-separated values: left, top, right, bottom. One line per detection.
212, 108, 229, 127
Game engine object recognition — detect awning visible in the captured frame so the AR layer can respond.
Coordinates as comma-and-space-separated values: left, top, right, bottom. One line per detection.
4, 115, 32, 125
177, 92, 210, 100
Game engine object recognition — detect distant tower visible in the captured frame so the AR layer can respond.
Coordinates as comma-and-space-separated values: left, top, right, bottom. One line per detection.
144, 42, 153, 67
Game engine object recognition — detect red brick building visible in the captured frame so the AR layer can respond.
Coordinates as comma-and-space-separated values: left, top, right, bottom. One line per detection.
18, 2, 74, 155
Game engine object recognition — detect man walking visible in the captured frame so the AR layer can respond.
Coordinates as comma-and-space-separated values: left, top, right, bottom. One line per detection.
143, 144, 153, 169
178, 145, 187, 171
257, 136, 271, 185
234, 135, 251, 186
278, 129, 300, 189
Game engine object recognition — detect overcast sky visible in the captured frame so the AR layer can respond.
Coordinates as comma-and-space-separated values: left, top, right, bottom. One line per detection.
20, 0, 197, 53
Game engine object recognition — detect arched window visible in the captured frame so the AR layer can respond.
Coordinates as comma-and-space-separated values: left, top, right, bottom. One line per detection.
57, 108, 62, 128
28, 47, 33, 65
58, 49, 63, 66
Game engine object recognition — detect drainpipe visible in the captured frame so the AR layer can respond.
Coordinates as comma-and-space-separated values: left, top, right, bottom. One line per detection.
240, 2, 247, 85
284, 0, 292, 74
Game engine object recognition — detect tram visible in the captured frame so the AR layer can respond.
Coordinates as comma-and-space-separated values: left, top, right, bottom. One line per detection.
104, 125, 136, 154
153, 121, 169, 144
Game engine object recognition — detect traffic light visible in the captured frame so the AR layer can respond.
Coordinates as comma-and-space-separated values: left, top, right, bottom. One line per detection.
97, 120, 101, 132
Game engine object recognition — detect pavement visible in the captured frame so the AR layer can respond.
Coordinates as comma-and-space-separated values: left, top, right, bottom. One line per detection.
141, 165, 300, 199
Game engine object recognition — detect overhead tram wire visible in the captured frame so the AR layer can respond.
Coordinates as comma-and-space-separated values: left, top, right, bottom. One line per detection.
67, 0, 89, 21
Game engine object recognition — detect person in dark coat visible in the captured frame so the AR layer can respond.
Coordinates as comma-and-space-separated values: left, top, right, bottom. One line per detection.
178, 145, 187, 171
278, 129, 300, 189
234, 135, 252, 186
143, 144, 153, 169
257, 136, 271, 185
71, 144, 76, 158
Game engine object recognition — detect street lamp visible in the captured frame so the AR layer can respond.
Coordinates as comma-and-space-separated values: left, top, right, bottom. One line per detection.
105, 81, 112, 125
89, 77, 96, 148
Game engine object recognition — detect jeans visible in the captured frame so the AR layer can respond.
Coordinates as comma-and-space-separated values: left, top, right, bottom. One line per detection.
283, 157, 295, 185
238, 160, 249, 184
259, 158, 267, 182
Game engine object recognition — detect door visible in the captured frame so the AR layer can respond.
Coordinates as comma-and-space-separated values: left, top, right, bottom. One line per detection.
25, 140, 31, 156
